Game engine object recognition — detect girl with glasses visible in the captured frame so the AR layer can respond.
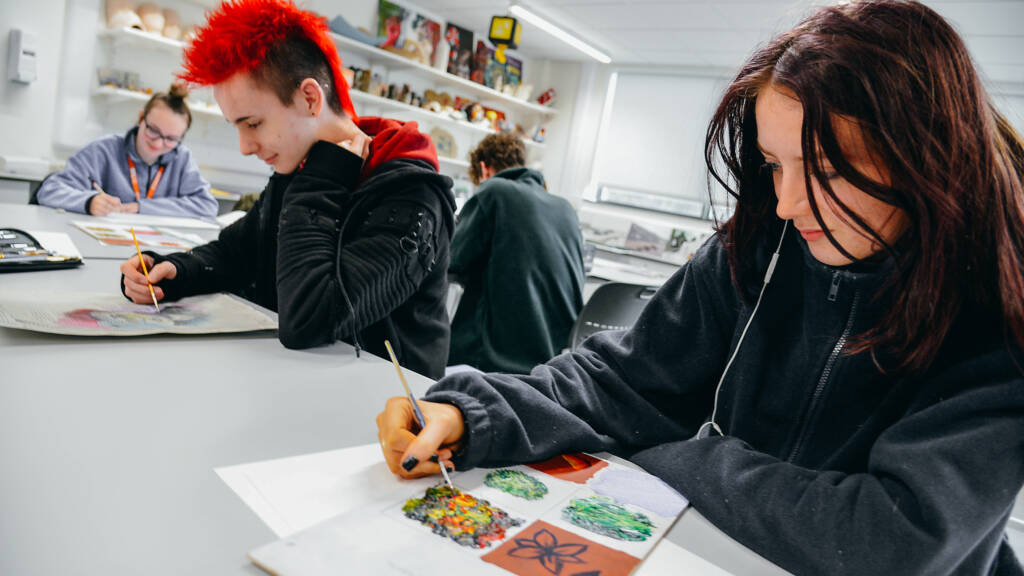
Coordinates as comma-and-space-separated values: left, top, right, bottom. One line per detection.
36, 82, 217, 219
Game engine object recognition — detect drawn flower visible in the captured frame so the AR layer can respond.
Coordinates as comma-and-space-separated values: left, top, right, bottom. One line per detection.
508, 528, 588, 574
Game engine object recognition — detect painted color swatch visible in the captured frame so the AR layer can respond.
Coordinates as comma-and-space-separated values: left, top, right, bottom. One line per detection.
402, 485, 523, 548
482, 520, 640, 576
527, 453, 608, 484
485, 469, 549, 500
562, 496, 654, 542
589, 468, 689, 517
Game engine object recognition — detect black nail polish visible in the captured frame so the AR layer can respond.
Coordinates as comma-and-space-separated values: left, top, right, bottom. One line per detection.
428, 454, 439, 463
401, 456, 419, 471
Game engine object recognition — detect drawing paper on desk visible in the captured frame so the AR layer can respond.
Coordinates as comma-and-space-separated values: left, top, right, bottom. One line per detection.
101, 212, 219, 230
72, 221, 199, 249
247, 453, 688, 576
0, 292, 276, 336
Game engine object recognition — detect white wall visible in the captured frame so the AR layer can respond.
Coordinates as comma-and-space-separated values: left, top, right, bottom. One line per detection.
528, 58, 580, 201
993, 90, 1024, 137
564, 68, 1024, 214
0, 0, 68, 162
560, 62, 614, 205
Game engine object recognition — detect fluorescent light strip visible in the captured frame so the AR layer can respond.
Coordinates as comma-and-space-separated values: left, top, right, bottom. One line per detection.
509, 4, 611, 64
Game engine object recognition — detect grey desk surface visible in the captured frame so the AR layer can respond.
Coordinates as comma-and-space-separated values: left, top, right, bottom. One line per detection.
1, 204, 219, 260
0, 212, 790, 576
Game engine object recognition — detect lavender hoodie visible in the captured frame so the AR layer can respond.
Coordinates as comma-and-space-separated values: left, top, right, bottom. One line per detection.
37, 127, 217, 219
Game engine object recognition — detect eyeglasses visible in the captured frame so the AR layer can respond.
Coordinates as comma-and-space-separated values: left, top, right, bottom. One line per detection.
141, 118, 183, 146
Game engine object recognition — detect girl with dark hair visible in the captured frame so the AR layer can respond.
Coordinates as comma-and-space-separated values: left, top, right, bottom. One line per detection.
37, 82, 217, 219
376, 1, 1024, 573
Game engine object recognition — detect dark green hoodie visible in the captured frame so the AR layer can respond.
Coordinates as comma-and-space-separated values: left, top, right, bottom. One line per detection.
448, 167, 584, 373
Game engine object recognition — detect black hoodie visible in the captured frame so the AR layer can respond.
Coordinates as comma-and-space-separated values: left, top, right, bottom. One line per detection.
425, 231, 1024, 575
131, 127, 455, 379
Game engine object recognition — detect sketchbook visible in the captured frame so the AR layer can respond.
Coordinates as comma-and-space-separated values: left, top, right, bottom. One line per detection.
247, 451, 688, 576
0, 292, 276, 336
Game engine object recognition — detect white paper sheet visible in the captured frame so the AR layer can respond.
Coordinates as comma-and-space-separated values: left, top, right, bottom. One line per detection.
216, 210, 248, 228
218, 444, 704, 575
27, 230, 83, 259
0, 292, 276, 336
100, 212, 220, 230
590, 257, 672, 285
216, 444, 437, 538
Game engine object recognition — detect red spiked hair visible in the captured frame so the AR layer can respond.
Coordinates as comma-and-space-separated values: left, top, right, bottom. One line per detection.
180, 0, 356, 119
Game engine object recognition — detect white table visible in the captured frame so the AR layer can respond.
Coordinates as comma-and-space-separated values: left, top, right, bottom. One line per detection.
0, 212, 791, 576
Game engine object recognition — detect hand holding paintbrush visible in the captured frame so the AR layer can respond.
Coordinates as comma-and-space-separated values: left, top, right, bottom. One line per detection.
378, 340, 465, 486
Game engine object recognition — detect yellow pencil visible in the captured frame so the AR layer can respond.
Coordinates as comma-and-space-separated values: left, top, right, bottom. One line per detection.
129, 227, 161, 312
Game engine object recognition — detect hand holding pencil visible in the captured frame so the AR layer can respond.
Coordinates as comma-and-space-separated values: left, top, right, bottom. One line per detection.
119, 236, 179, 308
130, 228, 161, 312
87, 180, 125, 217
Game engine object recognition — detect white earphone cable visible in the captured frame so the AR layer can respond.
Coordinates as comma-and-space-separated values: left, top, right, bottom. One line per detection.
695, 220, 789, 439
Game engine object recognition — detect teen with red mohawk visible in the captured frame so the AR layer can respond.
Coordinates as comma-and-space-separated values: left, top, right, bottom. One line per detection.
120, 0, 456, 379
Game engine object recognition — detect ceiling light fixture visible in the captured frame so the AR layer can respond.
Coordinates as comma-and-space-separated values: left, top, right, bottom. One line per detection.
508, 3, 611, 64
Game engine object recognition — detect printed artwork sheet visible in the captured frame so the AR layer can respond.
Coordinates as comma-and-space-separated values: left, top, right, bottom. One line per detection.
72, 221, 201, 249
248, 452, 688, 576
0, 292, 276, 336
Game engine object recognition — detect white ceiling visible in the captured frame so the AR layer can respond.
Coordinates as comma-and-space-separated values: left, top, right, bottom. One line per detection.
409, 0, 1024, 85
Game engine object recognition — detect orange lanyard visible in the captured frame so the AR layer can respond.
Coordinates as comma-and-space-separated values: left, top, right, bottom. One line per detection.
126, 155, 165, 200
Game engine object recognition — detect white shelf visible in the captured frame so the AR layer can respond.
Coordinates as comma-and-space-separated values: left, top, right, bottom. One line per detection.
438, 156, 470, 170
331, 34, 557, 117
97, 28, 558, 119
98, 27, 185, 52
94, 85, 223, 117
349, 90, 544, 150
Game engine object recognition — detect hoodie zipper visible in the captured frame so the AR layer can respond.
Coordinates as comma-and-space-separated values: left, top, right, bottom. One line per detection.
786, 275, 860, 463
828, 270, 841, 301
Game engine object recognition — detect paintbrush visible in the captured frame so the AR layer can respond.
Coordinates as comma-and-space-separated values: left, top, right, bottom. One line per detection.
383, 339, 456, 492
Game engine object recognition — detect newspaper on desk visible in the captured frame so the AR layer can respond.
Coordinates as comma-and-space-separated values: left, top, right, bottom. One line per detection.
0, 292, 276, 336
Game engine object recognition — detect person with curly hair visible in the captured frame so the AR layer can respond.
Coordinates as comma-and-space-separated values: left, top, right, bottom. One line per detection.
448, 132, 584, 374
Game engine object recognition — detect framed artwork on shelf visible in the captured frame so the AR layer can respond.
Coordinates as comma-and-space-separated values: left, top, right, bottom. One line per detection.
470, 39, 493, 86
506, 56, 523, 86
377, 0, 442, 67
445, 23, 473, 79
484, 43, 507, 90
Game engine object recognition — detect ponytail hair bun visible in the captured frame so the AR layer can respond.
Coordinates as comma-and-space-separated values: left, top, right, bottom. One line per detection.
168, 81, 190, 101
143, 82, 193, 129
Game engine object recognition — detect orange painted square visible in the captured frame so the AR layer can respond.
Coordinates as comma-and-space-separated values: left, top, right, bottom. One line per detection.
482, 520, 640, 576
526, 453, 608, 484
